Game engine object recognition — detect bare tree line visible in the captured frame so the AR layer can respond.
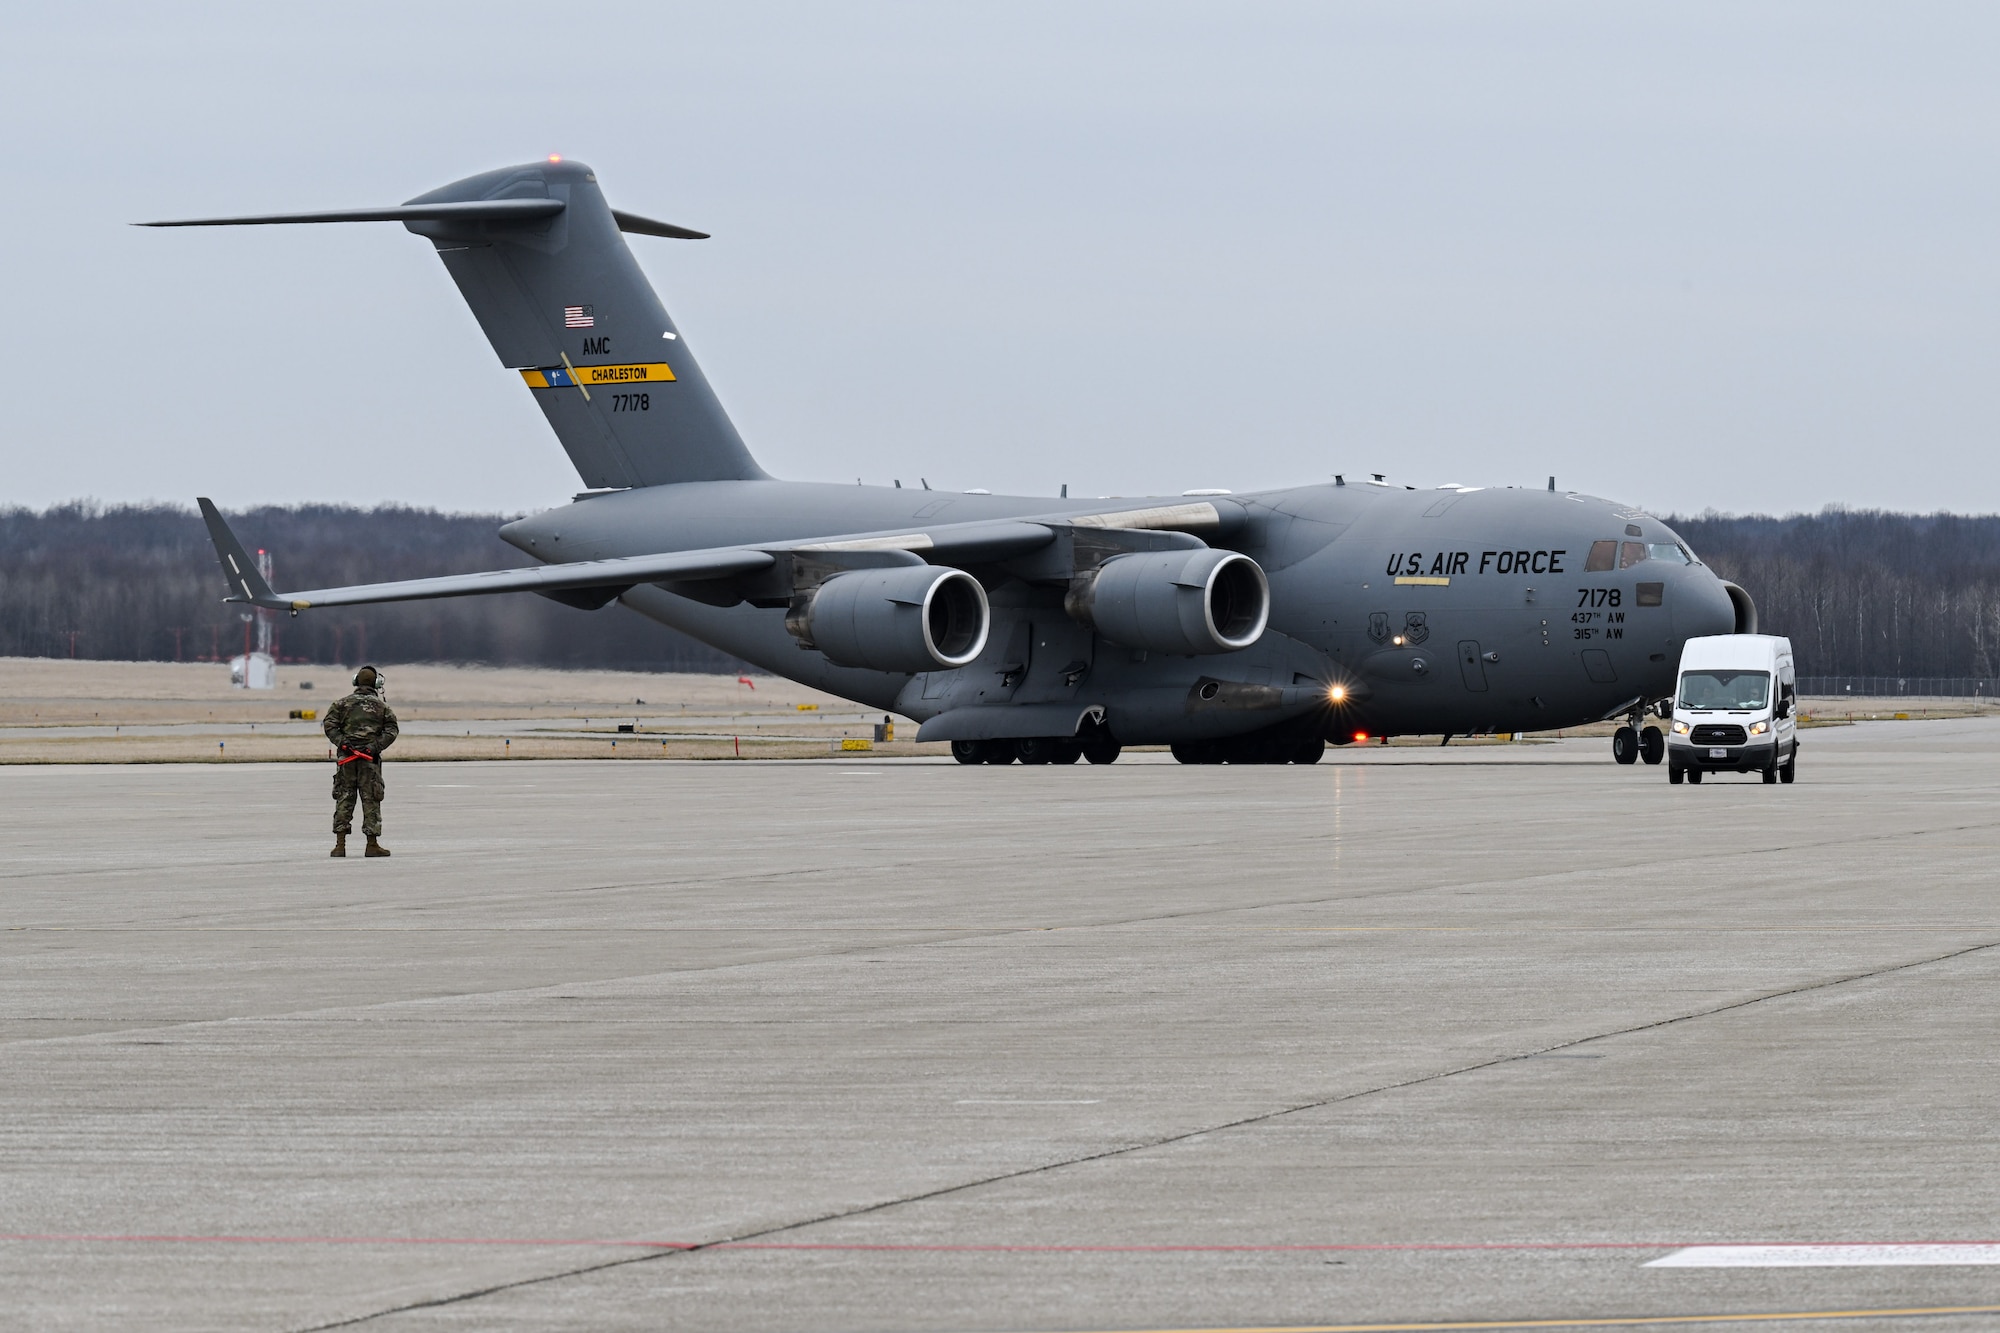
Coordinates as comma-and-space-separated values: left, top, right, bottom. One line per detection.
1669, 508, 2000, 679
4, 501, 1996, 679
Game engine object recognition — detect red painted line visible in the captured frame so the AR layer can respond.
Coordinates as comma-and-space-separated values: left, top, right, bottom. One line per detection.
4, 1234, 2000, 1254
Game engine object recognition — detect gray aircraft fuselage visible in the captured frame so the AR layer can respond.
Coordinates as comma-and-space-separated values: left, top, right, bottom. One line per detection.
157, 157, 1748, 752
498, 477, 1742, 744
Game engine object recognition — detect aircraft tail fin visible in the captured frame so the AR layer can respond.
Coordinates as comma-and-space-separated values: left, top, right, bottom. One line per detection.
144, 161, 766, 489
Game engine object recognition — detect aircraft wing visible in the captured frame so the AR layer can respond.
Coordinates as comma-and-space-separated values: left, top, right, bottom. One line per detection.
196, 497, 1139, 612
198, 498, 778, 610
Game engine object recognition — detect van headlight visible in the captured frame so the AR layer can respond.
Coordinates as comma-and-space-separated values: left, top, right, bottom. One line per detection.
1747, 720, 1769, 736
1671, 719, 1690, 735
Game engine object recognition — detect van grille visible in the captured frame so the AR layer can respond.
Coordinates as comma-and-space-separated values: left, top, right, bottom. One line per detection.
1691, 724, 1747, 745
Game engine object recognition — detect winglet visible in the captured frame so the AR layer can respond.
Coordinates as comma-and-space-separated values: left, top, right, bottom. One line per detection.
197, 498, 292, 609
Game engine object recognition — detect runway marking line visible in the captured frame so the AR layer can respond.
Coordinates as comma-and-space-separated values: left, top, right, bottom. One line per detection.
1051, 1309, 2000, 1332
1651, 1244, 2000, 1267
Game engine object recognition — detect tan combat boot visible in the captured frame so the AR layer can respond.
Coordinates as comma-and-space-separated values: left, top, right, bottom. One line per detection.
365, 836, 392, 858
330, 834, 347, 858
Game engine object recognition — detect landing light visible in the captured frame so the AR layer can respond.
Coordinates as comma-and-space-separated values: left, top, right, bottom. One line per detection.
1328, 684, 1348, 704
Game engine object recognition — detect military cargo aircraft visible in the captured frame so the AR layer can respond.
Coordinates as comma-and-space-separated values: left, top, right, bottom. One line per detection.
153, 158, 1753, 765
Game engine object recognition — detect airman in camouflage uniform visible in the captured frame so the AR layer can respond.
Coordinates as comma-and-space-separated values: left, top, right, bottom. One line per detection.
323, 665, 399, 857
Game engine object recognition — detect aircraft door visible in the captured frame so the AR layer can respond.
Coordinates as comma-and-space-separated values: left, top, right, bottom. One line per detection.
1457, 640, 1488, 692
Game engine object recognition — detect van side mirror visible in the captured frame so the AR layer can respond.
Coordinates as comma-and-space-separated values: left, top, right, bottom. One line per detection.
1776, 698, 1792, 719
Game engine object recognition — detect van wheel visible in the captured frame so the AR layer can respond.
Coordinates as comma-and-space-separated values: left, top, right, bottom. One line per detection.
1668, 762, 1684, 785
1612, 726, 1638, 765
1639, 726, 1664, 765
1762, 763, 1778, 784
1780, 750, 1797, 784
1687, 768, 1702, 784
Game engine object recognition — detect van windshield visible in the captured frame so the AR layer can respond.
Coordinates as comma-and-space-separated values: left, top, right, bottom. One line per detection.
1679, 670, 1770, 711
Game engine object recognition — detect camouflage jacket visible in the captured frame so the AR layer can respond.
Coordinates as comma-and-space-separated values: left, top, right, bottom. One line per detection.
323, 685, 399, 757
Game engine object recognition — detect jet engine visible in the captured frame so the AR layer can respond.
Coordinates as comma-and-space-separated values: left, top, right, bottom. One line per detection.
786, 565, 991, 672
1065, 548, 1269, 656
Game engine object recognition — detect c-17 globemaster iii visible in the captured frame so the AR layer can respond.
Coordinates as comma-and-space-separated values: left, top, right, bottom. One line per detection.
151, 158, 1752, 766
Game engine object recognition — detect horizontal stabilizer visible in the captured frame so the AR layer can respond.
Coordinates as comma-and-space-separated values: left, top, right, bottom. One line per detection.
610, 209, 709, 240
138, 200, 708, 239
136, 199, 566, 228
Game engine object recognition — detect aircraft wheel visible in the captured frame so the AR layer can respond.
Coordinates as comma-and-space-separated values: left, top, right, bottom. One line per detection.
1082, 739, 1122, 765
1686, 767, 1702, 784
1171, 741, 1217, 765
1051, 741, 1083, 765
1612, 725, 1638, 765
1668, 762, 1685, 785
1016, 737, 1059, 765
1293, 739, 1326, 764
984, 742, 1019, 765
1639, 726, 1664, 765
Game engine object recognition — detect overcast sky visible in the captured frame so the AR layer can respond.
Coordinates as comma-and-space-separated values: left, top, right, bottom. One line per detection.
5, 2, 1998, 517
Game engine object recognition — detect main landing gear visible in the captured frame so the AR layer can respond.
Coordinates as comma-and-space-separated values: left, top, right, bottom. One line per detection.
1612, 703, 1665, 767
951, 736, 1124, 765
1170, 735, 1325, 765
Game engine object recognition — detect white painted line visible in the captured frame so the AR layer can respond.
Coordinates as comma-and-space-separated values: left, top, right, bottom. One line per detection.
1648, 1244, 2000, 1267
954, 1099, 1102, 1105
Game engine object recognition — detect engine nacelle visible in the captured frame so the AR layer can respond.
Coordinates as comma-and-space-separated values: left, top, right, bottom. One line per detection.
786, 565, 991, 672
1065, 548, 1269, 655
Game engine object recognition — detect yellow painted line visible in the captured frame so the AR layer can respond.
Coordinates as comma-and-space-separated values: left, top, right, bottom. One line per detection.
1052, 1302, 2000, 1332
1393, 576, 1451, 586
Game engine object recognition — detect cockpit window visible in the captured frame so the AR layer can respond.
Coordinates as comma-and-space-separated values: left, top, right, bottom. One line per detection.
1679, 670, 1771, 711
1618, 541, 1647, 569
1646, 543, 1689, 565
1584, 540, 1617, 572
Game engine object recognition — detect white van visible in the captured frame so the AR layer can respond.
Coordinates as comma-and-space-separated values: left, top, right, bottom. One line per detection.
1667, 635, 1798, 784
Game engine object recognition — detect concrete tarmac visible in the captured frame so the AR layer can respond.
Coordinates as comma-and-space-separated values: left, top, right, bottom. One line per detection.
4, 721, 2000, 1332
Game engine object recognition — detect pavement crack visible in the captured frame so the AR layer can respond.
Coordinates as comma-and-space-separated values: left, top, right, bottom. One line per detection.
288, 934, 2000, 1330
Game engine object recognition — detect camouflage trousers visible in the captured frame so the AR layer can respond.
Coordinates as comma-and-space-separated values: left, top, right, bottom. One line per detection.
332, 757, 386, 836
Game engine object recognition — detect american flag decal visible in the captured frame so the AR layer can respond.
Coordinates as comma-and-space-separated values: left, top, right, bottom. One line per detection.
563, 305, 595, 328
